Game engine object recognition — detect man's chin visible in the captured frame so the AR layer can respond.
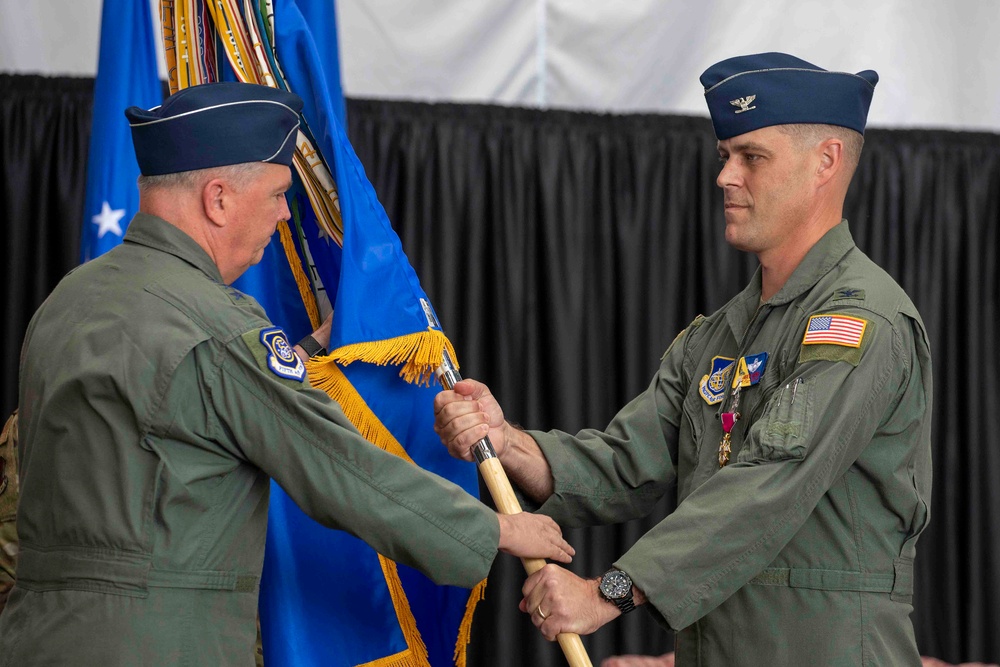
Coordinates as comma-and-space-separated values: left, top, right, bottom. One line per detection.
725, 222, 741, 245
724, 224, 750, 251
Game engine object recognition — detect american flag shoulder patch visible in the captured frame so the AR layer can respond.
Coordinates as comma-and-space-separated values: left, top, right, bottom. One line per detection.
802, 314, 868, 348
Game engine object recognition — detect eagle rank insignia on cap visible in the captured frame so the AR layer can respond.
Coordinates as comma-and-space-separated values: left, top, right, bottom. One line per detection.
730, 95, 757, 113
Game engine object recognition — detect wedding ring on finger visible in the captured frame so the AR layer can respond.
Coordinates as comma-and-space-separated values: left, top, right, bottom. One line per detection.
536, 606, 548, 620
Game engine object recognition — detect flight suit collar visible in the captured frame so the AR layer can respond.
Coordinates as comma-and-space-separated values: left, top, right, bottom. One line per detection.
123, 212, 226, 284
767, 219, 856, 307
725, 220, 856, 337
725, 269, 764, 339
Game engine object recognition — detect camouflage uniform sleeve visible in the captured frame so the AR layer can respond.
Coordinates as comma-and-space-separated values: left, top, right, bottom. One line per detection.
0, 410, 19, 614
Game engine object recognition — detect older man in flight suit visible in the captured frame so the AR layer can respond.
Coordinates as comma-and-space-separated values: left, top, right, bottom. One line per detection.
435, 52, 933, 666
0, 82, 575, 666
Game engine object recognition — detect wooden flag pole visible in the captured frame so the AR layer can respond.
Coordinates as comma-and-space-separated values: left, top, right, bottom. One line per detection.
437, 353, 594, 667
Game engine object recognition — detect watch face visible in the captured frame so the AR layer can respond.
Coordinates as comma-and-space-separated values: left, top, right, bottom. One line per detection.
600, 570, 632, 600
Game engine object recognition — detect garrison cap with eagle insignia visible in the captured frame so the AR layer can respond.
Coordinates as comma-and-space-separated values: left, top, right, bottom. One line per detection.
700, 52, 878, 140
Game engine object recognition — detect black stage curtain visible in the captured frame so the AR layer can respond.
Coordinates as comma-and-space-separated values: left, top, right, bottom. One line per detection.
0, 75, 93, 417
1, 75, 997, 664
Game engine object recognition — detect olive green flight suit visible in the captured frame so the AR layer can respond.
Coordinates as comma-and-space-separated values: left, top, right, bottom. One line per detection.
532, 221, 931, 666
0, 214, 499, 666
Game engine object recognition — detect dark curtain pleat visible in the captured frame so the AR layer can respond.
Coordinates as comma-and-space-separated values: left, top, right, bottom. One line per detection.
0, 75, 94, 418
0, 75, 997, 664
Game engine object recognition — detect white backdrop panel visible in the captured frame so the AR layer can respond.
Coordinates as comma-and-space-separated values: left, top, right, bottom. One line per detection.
339, 0, 538, 105
2, 0, 998, 131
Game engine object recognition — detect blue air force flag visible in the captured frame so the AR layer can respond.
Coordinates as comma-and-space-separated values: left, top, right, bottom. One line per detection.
80, 0, 162, 262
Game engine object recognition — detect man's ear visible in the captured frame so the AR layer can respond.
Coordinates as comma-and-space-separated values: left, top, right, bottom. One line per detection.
202, 178, 229, 227
815, 138, 844, 187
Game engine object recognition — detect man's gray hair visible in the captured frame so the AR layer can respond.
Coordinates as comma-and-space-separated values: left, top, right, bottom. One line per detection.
777, 124, 865, 176
137, 162, 271, 194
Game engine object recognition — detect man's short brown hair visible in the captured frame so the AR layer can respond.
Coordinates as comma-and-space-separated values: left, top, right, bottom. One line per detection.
777, 123, 865, 177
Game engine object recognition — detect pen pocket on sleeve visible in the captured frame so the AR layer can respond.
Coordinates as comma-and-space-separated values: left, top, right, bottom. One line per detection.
739, 378, 812, 463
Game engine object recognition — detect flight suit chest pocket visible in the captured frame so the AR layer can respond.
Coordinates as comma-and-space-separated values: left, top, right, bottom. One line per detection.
738, 377, 813, 463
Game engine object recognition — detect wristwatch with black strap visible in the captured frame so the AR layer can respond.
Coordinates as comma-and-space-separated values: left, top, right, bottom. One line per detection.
598, 568, 635, 615
296, 334, 327, 358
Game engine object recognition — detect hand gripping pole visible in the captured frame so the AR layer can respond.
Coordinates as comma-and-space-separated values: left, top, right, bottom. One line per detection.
436, 351, 593, 667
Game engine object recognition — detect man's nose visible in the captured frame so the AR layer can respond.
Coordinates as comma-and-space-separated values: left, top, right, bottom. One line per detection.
716, 157, 740, 189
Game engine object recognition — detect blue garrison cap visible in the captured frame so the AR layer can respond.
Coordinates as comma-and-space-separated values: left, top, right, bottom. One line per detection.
701, 52, 878, 140
125, 82, 303, 176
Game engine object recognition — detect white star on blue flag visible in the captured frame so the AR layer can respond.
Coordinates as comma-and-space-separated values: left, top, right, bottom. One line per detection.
79, 0, 161, 263
91, 201, 126, 239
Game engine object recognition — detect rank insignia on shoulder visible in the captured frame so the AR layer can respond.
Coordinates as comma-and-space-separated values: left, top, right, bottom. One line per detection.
259, 327, 306, 382
802, 314, 867, 348
833, 287, 865, 300
226, 286, 246, 301
699, 356, 735, 405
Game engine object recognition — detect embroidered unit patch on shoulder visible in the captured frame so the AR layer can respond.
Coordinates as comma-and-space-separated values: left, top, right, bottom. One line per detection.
699, 356, 735, 405
259, 327, 306, 382
802, 314, 867, 348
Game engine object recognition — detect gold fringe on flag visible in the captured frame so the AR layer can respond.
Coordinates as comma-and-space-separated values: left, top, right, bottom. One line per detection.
362, 555, 432, 667
326, 330, 459, 387
304, 361, 431, 667
306, 349, 485, 667
305, 360, 415, 463
453, 579, 487, 667
276, 217, 320, 329
356, 650, 424, 667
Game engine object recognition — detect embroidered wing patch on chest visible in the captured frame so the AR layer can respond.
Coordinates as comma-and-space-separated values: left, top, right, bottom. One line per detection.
257, 327, 306, 382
